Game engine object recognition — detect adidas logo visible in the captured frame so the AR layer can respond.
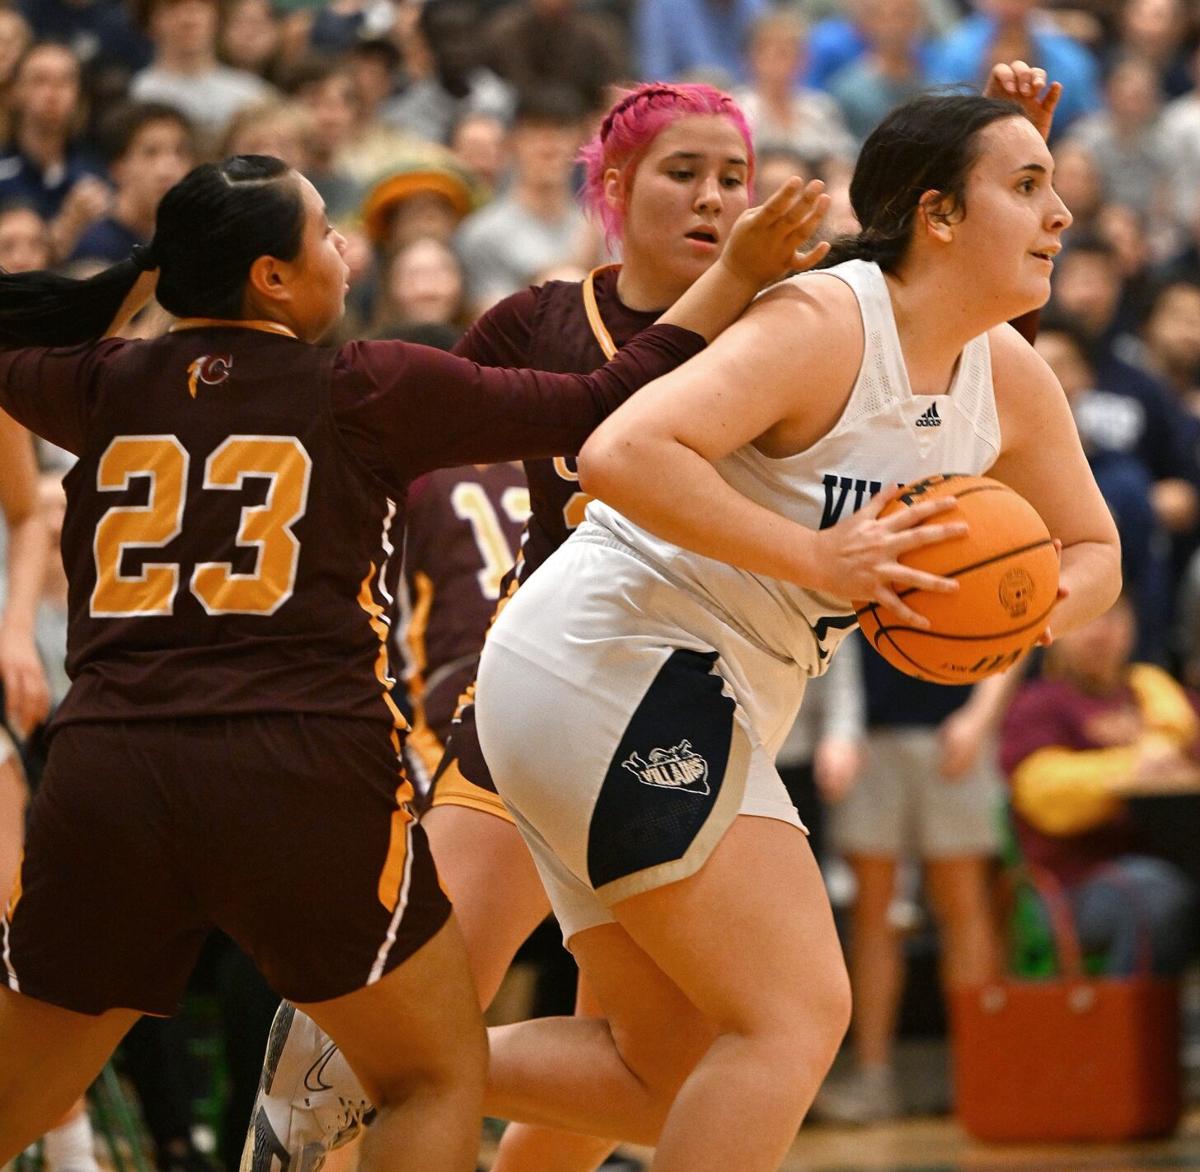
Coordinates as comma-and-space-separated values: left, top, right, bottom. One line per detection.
915, 402, 941, 428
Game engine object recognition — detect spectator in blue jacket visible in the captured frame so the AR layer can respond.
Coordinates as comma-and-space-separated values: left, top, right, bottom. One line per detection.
926, 0, 1101, 133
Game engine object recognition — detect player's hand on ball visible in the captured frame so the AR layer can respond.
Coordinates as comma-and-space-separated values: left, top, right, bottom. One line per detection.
721, 176, 831, 289
815, 485, 965, 628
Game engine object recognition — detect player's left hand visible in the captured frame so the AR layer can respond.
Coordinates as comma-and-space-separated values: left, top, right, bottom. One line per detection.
721, 177, 831, 290
985, 61, 1062, 142
0, 621, 50, 737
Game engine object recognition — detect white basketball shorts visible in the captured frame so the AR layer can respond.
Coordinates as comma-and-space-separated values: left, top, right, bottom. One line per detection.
475, 532, 810, 943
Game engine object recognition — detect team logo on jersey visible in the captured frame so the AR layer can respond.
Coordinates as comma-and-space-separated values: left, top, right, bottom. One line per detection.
915, 402, 942, 428
621, 740, 710, 795
187, 354, 233, 399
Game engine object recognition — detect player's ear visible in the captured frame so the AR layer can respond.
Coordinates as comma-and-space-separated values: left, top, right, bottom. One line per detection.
247, 255, 289, 304
602, 166, 624, 214
917, 189, 956, 244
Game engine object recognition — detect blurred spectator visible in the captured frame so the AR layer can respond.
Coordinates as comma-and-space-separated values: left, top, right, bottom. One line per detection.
1065, 56, 1171, 220
1115, 0, 1194, 101
0, 9, 32, 141
753, 142, 814, 202
733, 10, 856, 169
803, 0, 954, 91
0, 41, 110, 261
1036, 313, 1172, 663
826, 0, 928, 144
455, 85, 589, 312
1160, 45, 1200, 229
361, 150, 479, 252
70, 101, 194, 264
17, 0, 152, 77
1051, 237, 1200, 544
485, 0, 628, 115
634, 0, 768, 85
1050, 139, 1104, 237
1138, 279, 1200, 417
926, 0, 1102, 133
372, 234, 470, 337
773, 631, 865, 868
0, 419, 87, 1172
999, 593, 1199, 976
346, 35, 403, 125
219, 0, 286, 85
814, 654, 1003, 1124
308, 0, 400, 56
300, 40, 456, 190
219, 97, 313, 171
0, 201, 52, 274
450, 109, 509, 196
1095, 202, 1161, 319
382, 0, 515, 144
284, 58, 366, 219
129, 0, 274, 148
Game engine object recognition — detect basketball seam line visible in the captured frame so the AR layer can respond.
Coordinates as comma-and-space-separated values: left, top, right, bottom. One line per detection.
855, 537, 1055, 614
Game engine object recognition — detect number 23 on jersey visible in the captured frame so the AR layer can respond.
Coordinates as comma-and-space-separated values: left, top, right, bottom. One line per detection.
91, 433, 311, 619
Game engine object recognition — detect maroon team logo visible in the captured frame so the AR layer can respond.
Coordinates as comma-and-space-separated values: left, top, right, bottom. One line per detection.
187, 354, 233, 399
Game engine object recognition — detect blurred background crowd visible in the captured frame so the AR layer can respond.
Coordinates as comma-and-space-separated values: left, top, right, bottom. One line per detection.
8, 0, 1200, 1165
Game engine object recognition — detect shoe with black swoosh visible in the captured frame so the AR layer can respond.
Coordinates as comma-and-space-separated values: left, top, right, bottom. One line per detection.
240, 1003, 375, 1172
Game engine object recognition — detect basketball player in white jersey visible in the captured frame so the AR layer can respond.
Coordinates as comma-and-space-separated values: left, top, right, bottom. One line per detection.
474, 92, 1122, 1171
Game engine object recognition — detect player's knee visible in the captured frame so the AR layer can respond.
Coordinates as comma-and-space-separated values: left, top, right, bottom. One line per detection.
721, 954, 851, 1071
611, 1013, 712, 1102
371, 1012, 487, 1110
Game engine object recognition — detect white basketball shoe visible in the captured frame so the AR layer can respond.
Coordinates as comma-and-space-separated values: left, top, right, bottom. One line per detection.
241, 1003, 376, 1172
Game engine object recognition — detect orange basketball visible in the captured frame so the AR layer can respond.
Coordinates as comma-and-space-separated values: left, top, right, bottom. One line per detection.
854, 473, 1058, 684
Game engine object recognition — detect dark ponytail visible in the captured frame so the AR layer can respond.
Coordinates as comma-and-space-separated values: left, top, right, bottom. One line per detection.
0, 154, 304, 348
820, 92, 1023, 273
0, 258, 147, 347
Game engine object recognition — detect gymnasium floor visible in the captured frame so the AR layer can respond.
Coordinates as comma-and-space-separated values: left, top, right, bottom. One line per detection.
477, 1034, 1200, 1171
479, 1110, 1200, 1172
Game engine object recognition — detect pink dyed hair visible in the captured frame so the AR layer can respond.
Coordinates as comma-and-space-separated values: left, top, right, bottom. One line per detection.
579, 82, 755, 248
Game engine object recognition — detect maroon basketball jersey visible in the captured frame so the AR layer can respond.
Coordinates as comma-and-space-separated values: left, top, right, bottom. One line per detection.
399, 462, 529, 742
0, 318, 702, 729
455, 266, 659, 583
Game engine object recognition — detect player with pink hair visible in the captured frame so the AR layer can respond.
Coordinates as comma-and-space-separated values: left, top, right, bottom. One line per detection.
241, 80, 824, 1172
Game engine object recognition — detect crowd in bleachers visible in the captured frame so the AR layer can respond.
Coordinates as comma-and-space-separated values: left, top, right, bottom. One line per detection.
11, 0, 1200, 670
6, 0, 1200, 1161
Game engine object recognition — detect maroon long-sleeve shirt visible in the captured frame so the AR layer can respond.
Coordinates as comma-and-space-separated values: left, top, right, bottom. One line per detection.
0, 321, 702, 727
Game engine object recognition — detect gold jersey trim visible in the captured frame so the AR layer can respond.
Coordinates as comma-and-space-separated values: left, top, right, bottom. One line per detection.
169, 318, 300, 339
582, 265, 621, 360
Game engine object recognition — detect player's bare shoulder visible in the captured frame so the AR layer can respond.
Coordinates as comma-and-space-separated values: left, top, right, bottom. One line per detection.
987, 320, 1070, 451
737, 271, 863, 363
988, 321, 1060, 400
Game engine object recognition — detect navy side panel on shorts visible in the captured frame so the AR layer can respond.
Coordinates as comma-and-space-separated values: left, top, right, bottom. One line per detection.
436, 700, 496, 793
587, 649, 735, 890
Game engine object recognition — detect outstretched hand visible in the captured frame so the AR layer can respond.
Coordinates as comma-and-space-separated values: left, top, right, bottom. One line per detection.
720, 177, 831, 291
816, 485, 966, 628
985, 60, 1062, 142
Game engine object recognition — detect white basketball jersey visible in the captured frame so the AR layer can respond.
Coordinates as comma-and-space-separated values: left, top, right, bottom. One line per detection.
583, 258, 1002, 673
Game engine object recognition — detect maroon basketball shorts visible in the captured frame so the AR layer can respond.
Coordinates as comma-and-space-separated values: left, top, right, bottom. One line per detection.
1, 713, 451, 1016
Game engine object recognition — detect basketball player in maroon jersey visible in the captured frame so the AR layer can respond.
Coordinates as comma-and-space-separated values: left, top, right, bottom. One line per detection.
397, 462, 528, 793
244, 64, 1063, 1172
0, 154, 831, 1171
244, 83, 787, 1172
